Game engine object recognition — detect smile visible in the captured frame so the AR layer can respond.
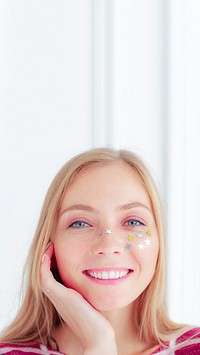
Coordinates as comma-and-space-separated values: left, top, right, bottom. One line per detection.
83, 268, 133, 282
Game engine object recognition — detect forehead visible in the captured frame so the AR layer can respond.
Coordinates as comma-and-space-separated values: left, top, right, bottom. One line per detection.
62, 162, 151, 209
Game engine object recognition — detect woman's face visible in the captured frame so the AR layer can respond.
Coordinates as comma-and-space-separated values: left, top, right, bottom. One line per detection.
53, 162, 159, 311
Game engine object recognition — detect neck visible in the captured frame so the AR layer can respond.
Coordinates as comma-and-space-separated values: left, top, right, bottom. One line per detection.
53, 302, 157, 355
100, 302, 151, 354
100, 302, 138, 341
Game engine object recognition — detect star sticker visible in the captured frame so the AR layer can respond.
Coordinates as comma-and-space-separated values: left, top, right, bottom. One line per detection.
127, 235, 134, 241
135, 233, 143, 238
145, 238, 151, 246
125, 243, 132, 250
145, 230, 151, 236
138, 243, 145, 251
105, 228, 112, 236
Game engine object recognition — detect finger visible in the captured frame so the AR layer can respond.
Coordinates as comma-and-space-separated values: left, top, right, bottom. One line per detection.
44, 241, 54, 258
41, 252, 56, 295
44, 241, 57, 269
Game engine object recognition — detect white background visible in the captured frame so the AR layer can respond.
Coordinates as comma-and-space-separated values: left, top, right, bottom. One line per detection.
0, 0, 200, 331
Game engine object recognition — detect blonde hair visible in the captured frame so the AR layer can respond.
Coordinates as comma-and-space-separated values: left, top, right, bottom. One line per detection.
0, 147, 185, 346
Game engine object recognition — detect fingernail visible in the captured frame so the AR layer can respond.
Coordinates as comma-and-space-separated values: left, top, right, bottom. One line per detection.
42, 253, 46, 263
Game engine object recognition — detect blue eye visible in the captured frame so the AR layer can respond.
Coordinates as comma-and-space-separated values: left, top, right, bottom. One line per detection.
125, 219, 144, 227
69, 221, 90, 228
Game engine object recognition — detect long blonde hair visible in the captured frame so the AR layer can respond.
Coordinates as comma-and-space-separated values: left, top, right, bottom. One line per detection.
0, 147, 185, 345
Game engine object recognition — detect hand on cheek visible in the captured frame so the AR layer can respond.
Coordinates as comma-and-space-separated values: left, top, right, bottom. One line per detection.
40, 242, 117, 355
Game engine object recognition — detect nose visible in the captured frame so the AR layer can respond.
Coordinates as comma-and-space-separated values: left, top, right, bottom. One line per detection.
92, 230, 124, 256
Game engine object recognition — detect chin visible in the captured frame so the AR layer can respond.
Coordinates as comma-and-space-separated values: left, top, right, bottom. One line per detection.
84, 293, 134, 312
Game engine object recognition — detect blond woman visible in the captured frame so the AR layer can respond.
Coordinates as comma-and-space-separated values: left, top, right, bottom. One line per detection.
0, 148, 199, 354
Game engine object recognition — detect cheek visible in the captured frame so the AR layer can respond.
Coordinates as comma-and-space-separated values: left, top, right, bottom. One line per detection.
131, 232, 158, 251
129, 235, 159, 270
54, 240, 81, 264
53, 238, 88, 281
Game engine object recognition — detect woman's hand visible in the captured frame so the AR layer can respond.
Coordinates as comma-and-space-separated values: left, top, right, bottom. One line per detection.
41, 242, 117, 355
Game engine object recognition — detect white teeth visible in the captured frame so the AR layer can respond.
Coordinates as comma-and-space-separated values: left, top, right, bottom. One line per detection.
102, 271, 108, 279
88, 270, 129, 280
109, 271, 115, 279
115, 271, 119, 278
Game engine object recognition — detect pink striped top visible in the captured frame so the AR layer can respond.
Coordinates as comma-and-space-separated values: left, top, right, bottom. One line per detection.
0, 327, 200, 354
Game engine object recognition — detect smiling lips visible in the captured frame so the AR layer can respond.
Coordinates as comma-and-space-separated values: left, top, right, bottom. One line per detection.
84, 269, 133, 281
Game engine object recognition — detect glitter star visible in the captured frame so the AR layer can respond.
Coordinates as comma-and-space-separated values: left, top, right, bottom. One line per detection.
145, 230, 151, 236
105, 228, 112, 236
127, 235, 134, 241
145, 238, 151, 246
138, 243, 145, 251
125, 243, 132, 250
135, 233, 143, 238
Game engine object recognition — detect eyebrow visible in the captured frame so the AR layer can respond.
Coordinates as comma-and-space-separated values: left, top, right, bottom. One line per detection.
117, 202, 151, 212
60, 204, 98, 217
60, 202, 151, 217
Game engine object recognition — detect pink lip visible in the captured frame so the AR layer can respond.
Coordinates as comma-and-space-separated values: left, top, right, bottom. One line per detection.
83, 268, 134, 286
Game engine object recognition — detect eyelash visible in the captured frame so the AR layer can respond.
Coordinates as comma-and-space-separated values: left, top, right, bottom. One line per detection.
68, 218, 145, 229
68, 220, 91, 229
124, 219, 145, 227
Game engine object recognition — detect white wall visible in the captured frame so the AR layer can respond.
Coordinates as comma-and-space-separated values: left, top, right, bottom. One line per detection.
167, 0, 200, 325
0, 0, 93, 329
0, 0, 200, 331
